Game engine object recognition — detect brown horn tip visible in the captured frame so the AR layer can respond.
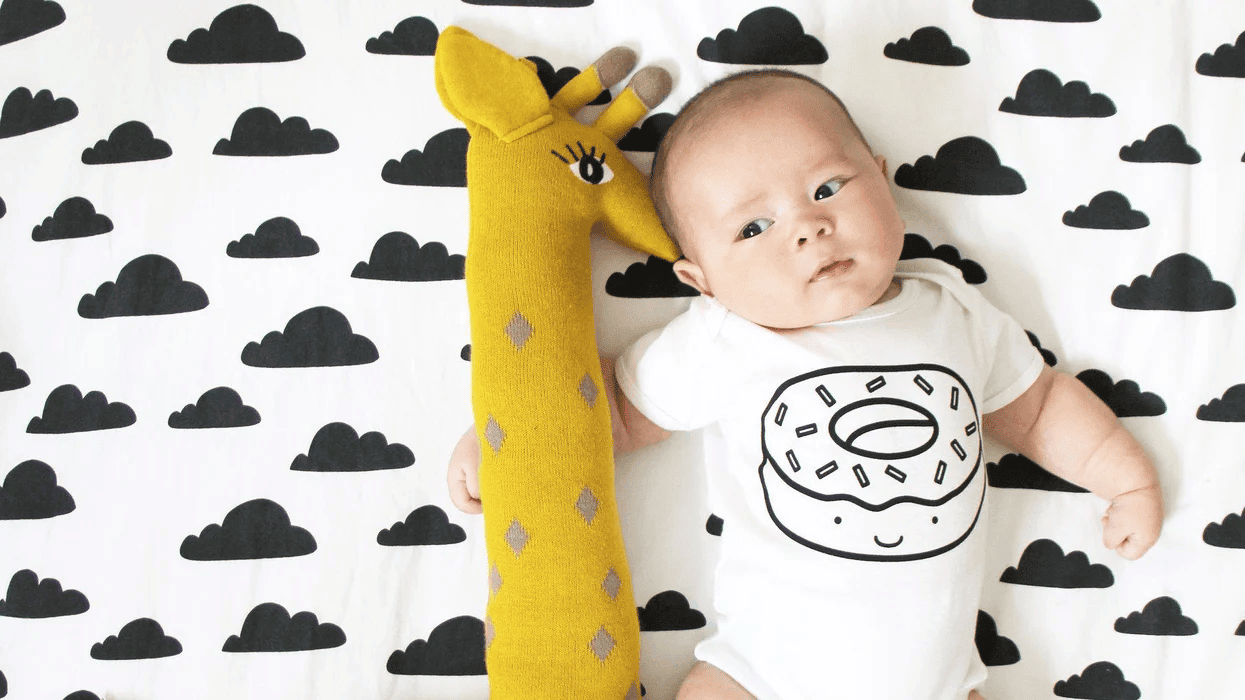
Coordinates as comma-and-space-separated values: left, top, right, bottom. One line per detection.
594, 47, 638, 88
626, 65, 673, 110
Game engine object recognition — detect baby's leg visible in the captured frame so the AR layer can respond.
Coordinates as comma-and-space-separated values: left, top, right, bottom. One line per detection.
675, 662, 757, 700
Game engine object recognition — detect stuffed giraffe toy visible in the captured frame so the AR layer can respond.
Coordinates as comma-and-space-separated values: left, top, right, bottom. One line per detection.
434, 27, 680, 699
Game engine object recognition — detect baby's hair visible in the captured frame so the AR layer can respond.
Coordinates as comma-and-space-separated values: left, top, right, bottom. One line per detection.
650, 69, 868, 249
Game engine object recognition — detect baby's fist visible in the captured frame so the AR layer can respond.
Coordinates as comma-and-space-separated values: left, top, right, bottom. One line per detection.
1101, 484, 1163, 560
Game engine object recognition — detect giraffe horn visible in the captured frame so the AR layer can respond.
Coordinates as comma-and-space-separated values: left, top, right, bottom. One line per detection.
434, 26, 553, 142
593, 65, 672, 143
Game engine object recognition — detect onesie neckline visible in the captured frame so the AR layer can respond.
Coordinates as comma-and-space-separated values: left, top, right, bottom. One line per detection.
815, 275, 917, 326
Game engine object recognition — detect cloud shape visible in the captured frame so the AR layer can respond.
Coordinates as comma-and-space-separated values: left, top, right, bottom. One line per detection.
352, 232, 464, 281
637, 590, 706, 631
0, 459, 75, 519
706, 513, 723, 536
1000, 539, 1113, 588
698, 7, 828, 65
1114, 596, 1197, 636
0, 667, 5, 697
241, 306, 379, 367
1203, 507, 1245, 548
227, 216, 319, 258
884, 26, 969, 66
223, 603, 344, 652
460, 344, 471, 361
168, 5, 304, 64
0, 352, 30, 392
0, 0, 65, 47
973, 0, 1100, 22
91, 618, 182, 659
366, 16, 438, 56
27, 384, 136, 434
1195, 31, 1245, 77
618, 112, 675, 152
1026, 330, 1058, 366
1111, 253, 1234, 311
1000, 69, 1115, 117
64, 693, 100, 700
387, 615, 486, 675
0, 86, 77, 138
168, 386, 260, 429
606, 256, 699, 298
81, 120, 171, 164
79, 254, 209, 318
381, 128, 469, 186
525, 55, 609, 105
291, 422, 414, 472
180, 498, 316, 560
1197, 384, 1245, 422
1119, 124, 1200, 164
31, 196, 113, 241
378, 505, 466, 546
899, 233, 987, 283
987, 453, 1087, 492
462, 0, 591, 5
214, 107, 337, 156
895, 136, 1026, 195
1054, 661, 1140, 700
1063, 191, 1148, 229
0, 569, 89, 618
1076, 369, 1166, 417
975, 610, 1020, 666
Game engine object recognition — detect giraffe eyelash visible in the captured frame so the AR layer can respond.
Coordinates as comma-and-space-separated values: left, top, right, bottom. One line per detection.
550, 141, 606, 165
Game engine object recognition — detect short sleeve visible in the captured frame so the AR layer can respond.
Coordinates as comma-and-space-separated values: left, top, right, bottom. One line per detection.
963, 287, 1045, 414
614, 299, 726, 431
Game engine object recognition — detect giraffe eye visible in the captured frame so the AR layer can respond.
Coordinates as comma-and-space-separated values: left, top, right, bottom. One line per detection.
552, 142, 614, 185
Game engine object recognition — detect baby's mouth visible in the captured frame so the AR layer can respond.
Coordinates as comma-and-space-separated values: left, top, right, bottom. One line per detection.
810, 259, 852, 282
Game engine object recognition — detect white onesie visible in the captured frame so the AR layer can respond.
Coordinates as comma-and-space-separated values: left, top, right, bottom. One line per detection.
616, 258, 1045, 700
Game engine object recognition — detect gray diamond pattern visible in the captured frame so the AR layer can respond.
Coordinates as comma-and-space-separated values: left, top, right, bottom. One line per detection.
576, 486, 599, 525
504, 519, 529, 556
589, 626, 615, 661
504, 311, 533, 349
602, 568, 622, 600
484, 415, 505, 453
579, 373, 599, 408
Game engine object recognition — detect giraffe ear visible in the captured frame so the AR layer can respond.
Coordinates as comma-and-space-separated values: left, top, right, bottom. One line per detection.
434, 27, 554, 142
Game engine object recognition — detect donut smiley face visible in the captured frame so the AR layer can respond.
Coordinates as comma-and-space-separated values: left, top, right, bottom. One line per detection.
757, 364, 985, 562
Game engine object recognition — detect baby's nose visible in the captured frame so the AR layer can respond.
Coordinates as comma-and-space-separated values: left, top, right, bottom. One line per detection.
797, 226, 829, 246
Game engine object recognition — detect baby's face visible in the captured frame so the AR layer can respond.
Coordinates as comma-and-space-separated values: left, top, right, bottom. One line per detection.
668, 80, 906, 329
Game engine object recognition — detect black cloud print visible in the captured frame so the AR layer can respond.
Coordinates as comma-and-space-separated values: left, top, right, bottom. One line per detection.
987, 453, 1088, 493
1119, 124, 1200, 164
1114, 596, 1198, 636
1111, 253, 1235, 311
82, 121, 172, 164
1000, 539, 1114, 588
168, 4, 304, 64
1195, 31, 1245, 78
526, 56, 609, 105
975, 611, 1020, 666
352, 232, 464, 281
91, 618, 183, 660
637, 590, 706, 631
387, 615, 486, 675
884, 27, 969, 66
223, 603, 345, 652
180, 498, 316, 560
214, 107, 337, 156
606, 256, 699, 298
1076, 369, 1166, 417
27, 384, 136, 434
168, 386, 260, 429
973, 0, 1101, 22
1203, 507, 1245, 549
0, 86, 77, 138
1027, 330, 1058, 366
0, 667, 5, 697
241, 306, 379, 367
1197, 384, 1245, 422
698, 7, 828, 65
227, 216, 319, 258
79, 254, 208, 318
0, 569, 88, 618
1054, 661, 1140, 700
1000, 69, 1115, 117
381, 128, 469, 187
0, 0, 65, 47
618, 112, 675, 152
895, 136, 1026, 195
31, 196, 113, 241
378, 505, 466, 546
0, 459, 75, 519
366, 16, 438, 56
291, 422, 414, 473
706, 513, 724, 536
899, 233, 986, 283
1063, 191, 1149, 230
0, 352, 30, 392
64, 693, 99, 700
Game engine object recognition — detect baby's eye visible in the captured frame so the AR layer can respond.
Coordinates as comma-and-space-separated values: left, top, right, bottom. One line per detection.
814, 179, 844, 200
739, 219, 773, 239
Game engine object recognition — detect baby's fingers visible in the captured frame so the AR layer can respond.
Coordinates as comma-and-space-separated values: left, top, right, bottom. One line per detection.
448, 468, 483, 515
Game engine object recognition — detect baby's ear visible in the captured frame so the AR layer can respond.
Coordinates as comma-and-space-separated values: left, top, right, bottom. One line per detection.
673, 258, 712, 297
875, 154, 889, 177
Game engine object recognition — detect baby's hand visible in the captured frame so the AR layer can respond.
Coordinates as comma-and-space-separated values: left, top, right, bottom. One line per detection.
1101, 484, 1163, 560
447, 426, 483, 515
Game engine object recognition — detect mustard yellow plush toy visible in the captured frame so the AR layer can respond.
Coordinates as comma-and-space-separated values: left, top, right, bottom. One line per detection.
434, 27, 680, 700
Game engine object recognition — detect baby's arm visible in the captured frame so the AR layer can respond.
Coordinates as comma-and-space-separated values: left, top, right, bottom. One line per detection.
983, 364, 1163, 560
447, 357, 673, 513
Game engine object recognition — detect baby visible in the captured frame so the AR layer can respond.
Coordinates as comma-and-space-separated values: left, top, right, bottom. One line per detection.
448, 69, 1164, 700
